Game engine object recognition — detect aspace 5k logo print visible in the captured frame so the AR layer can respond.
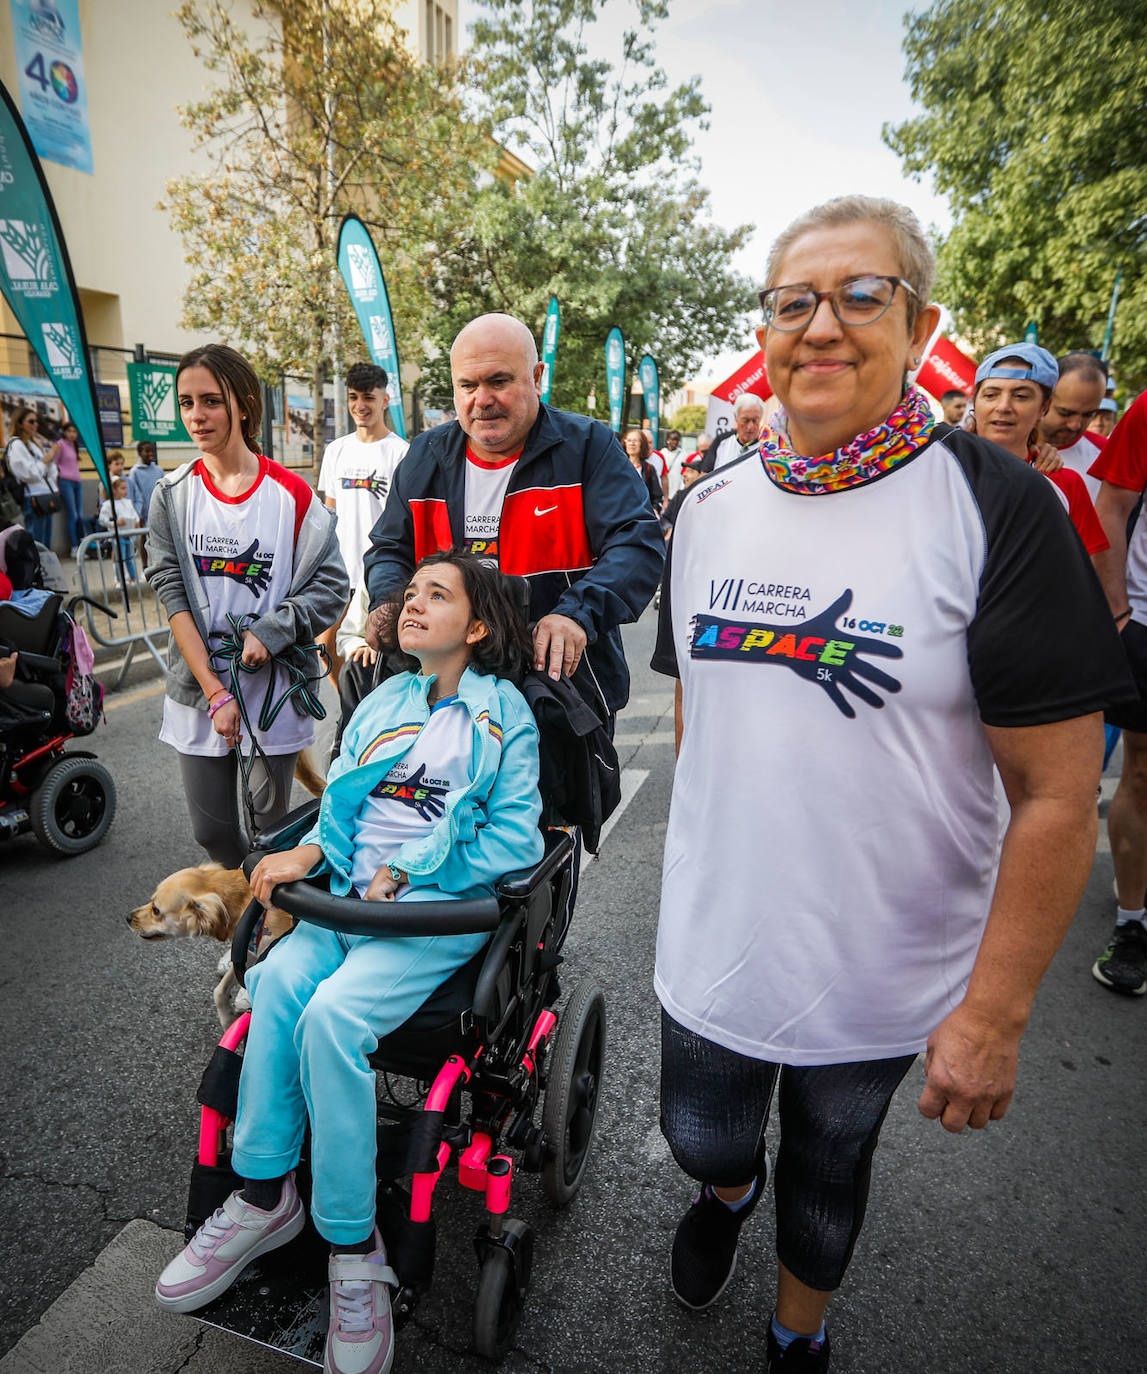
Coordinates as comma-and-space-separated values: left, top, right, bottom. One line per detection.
192, 538, 274, 595
341, 474, 389, 497
689, 589, 904, 719
370, 763, 449, 820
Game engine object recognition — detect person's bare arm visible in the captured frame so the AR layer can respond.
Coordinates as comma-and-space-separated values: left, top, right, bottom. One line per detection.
1091, 481, 1138, 619
167, 610, 242, 742
918, 712, 1103, 1133
674, 679, 683, 756
324, 496, 337, 510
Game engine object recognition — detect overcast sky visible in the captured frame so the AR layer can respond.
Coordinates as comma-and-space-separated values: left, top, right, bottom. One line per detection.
456, 0, 950, 377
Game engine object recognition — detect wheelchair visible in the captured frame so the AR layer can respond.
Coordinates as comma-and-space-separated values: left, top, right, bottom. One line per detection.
0, 592, 117, 855
181, 796, 606, 1365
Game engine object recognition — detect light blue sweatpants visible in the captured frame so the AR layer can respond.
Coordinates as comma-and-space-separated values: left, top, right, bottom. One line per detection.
230, 892, 489, 1244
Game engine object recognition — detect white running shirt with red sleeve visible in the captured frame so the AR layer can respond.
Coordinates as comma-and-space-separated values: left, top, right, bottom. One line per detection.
159, 456, 317, 757
1056, 431, 1104, 503
463, 445, 521, 564
1089, 392, 1147, 625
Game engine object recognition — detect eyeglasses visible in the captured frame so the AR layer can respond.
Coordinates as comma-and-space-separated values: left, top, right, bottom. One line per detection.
759, 275, 919, 332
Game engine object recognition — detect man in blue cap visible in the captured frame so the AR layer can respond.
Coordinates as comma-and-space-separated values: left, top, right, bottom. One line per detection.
1096, 397, 1119, 439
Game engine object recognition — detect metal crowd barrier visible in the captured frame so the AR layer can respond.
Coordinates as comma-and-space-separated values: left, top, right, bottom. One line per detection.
74, 527, 169, 689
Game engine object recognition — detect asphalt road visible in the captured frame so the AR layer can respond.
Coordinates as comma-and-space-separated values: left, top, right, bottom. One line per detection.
1, 608, 1145, 1373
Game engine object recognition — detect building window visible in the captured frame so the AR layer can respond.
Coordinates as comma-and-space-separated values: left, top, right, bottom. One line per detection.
423, 1, 453, 62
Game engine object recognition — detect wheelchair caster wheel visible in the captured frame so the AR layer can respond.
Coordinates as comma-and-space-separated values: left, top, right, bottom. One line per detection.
473, 1219, 532, 1361
541, 978, 606, 1206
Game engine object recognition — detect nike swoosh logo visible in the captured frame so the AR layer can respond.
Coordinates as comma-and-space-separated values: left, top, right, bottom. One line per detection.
534, 504, 558, 516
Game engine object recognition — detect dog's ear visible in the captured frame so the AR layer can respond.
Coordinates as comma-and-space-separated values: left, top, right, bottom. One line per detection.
189, 893, 231, 939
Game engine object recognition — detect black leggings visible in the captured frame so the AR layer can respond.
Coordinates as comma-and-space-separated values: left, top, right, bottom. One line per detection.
178, 750, 298, 868
660, 1010, 914, 1292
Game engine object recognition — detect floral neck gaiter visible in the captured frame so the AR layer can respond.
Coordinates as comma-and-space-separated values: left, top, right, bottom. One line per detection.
758, 386, 937, 495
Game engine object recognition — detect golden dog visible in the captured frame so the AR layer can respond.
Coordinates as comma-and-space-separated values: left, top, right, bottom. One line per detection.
128, 863, 292, 1026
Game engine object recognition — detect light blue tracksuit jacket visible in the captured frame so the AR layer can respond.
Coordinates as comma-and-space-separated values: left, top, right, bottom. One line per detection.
231, 667, 544, 1242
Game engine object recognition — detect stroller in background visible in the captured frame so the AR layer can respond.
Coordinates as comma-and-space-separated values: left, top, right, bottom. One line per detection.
0, 573, 118, 855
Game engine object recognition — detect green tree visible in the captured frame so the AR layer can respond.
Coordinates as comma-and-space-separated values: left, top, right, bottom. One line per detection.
668, 403, 706, 433
885, 0, 1147, 392
164, 0, 494, 472
419, 0, 754, 414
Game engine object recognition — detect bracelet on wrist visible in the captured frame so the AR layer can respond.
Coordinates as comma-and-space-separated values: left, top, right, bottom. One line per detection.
208, 692, 235, 717
1115, 608, 1132, 623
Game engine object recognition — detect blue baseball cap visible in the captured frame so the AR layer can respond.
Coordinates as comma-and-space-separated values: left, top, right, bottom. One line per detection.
974, 343, 1059, 391
1100, 397, 1118, 413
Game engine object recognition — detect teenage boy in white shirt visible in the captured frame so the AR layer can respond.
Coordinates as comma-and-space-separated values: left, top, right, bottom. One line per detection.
317, 363, 409, 687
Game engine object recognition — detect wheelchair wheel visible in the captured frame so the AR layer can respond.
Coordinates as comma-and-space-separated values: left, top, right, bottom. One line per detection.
541, 979, 606, 1207
473, 1220, 532, 1361
30, 756, 116, 856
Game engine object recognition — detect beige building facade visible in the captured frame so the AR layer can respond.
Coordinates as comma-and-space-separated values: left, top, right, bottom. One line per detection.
0, 0, 458, 464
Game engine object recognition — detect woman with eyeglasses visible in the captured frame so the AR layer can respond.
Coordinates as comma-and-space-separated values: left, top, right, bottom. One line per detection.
5, 407, 62, 546
652, 196, 1130, 1372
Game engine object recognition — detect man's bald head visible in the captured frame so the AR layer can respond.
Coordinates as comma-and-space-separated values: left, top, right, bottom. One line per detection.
451, 313, 545, 459
450, 314, 539, 368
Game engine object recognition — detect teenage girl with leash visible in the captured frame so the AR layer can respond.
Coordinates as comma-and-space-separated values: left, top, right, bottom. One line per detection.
146, 344, 348, 867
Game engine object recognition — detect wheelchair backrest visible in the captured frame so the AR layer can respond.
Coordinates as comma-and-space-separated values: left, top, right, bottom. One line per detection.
0, 593, 63, 658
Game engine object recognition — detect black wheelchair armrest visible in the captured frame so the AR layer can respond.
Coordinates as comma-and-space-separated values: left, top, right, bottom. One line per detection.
249, 799, 322, 854
496, 828, 574, 899
472, 907, 523, 1024
14, 649, 60, 673
271, 880, 502, 936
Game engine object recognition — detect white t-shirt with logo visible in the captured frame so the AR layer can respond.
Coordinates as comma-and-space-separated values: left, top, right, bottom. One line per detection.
350, 697, 473, 893
653, 437, 1125, 1066
463, 449, 519, 564
1056, 432, 1103, 503
318, 431, 409, 591
159, 461, 316, 758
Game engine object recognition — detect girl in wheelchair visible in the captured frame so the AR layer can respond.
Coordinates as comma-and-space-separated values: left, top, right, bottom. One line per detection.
156, 549, 544, 1374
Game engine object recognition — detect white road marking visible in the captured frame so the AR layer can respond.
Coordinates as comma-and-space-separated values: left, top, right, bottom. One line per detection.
104, 678, 166, 710
593, 768, 650, 855
612, 730, 676, 746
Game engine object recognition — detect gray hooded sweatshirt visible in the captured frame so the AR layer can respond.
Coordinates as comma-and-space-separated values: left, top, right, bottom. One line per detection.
145, 459, 349, 710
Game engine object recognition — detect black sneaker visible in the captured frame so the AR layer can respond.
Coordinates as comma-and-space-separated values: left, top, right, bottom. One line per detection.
766, 1327, 831, 1371
670, 1154, 770, 1310
1092, 920, 1147, 995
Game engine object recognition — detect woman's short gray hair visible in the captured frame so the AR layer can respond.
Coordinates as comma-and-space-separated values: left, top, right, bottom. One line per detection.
765, 196, 934, 325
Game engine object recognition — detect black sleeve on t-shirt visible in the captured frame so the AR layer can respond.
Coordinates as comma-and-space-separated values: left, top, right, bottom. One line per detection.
946, 429, 1135, 726
651, 520, 679, 678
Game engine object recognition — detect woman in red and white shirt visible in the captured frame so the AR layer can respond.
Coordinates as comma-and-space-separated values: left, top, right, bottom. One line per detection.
146, 345, 347, 866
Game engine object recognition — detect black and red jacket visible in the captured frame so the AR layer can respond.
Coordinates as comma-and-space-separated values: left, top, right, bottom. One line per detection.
363, 404, 665, 713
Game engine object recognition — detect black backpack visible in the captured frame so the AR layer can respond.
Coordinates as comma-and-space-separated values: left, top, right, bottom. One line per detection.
3, 526, 45, 591
520, 669, 621, 853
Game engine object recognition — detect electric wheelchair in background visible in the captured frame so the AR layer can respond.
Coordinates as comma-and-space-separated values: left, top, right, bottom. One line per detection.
0, 591, 117, 856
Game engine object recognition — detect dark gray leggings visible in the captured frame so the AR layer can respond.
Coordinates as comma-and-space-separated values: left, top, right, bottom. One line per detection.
178, 750, 298, 868
660, 1009, 915, 1292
